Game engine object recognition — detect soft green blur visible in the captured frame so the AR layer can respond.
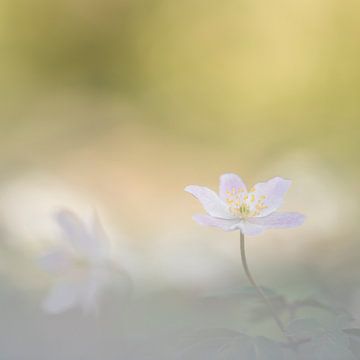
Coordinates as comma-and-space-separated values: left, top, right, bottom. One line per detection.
0, 1, 359, 358
0, 0, 359, 222
1, 0, 359, 164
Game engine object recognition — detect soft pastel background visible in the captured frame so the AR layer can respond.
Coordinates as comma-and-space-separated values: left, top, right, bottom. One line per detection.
0, 0, 359, 359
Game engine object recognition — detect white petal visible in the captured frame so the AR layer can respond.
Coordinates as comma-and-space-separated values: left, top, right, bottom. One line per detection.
219, 173, 247, 201
193, 214, 266, 235
80, 267, 110, 313
54, 209, 108, 260
42, 280, 80, 314
38, 249, 72, 275
248, 212, 305, 229
54, 210, 91, 254
185, 185, 232, 218
42, 266, 110, 314
239, 221, 264, 236
193, 214, 241, 231
89, 211, 110, 260
252, 177, 291, 216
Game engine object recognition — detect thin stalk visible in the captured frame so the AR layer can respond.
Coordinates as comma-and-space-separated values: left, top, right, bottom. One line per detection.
239, 231, 286, 334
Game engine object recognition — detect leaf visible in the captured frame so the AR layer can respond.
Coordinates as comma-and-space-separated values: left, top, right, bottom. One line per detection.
254, 336, 285, 360
297, 331, 358, 360
176, 328, 256, 360
176, 329, 295, 360
286, 318, 323, 337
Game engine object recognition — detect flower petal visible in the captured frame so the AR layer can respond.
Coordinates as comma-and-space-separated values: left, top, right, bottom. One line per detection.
219, 173, 247, 201
193, 215, 265, 235
38, 249, 72, 275
42, 268, 109, 314
90, 211, 111, 260
81, 267, 110, 313
54, 210, 108, 260
185, 185, 232, 218
239, 222, 264, 236
252, 177, 291, 216
42, 280, 80, 314
54, 210, 91, 253
193, 214, 240, 231
248, 212, 305, 229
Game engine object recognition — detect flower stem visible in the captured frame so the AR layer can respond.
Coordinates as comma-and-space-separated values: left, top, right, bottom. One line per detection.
239, 231, 286, 334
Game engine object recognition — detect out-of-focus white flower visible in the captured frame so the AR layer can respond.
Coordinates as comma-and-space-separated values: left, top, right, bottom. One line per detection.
39, 209, 129, 314
185, 173, 304, 236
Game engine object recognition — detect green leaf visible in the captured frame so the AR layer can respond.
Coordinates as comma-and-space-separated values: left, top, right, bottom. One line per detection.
298, 332, 358, 360
254, 336, 285, 360
176, 328, 256, 360
286, 318, 323, 337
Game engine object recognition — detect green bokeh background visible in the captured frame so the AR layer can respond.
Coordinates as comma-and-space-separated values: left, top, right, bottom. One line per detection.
1, 0, 359, 165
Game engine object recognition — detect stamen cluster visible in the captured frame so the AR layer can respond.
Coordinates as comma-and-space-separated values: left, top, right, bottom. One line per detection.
225, 187, 267, 218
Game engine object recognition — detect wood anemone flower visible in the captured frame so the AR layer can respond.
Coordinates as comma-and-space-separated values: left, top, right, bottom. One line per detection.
185, 173, 304, 236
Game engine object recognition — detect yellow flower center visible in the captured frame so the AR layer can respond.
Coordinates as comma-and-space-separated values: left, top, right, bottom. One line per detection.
225, 187, 268, 218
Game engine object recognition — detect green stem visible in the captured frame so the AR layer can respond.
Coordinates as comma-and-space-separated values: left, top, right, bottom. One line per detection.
239, 231, 286, 334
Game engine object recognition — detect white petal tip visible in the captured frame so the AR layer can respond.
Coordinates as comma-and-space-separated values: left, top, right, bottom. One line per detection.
184, 185, 199, 194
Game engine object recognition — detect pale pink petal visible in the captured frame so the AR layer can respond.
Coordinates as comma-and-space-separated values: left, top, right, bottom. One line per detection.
89, 211, 110, 261
43, 280, 80, 314
42, 268, 109, 314
55, 210, 108, 260
185, 185, 232, 218
193, 214, 240, 231
38, 249, 72, 275
193, 214, 266, 235
219, 173, 247, 201
252, 177, 291, 216
239, 222, 264, 236
54, 210, 91, 254
248, 212, 305, 229
81, 267, 110, 313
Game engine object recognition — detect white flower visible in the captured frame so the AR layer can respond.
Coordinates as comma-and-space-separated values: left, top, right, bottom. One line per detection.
39, 209, 126, 314
185, 173, 304, 236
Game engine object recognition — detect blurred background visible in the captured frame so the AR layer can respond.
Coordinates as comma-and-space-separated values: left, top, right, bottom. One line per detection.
0, 0, 359, 358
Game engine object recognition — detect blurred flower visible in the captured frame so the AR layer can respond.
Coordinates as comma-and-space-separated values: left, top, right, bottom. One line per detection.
38, 209, 127, 314
185, 173, 304, 235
